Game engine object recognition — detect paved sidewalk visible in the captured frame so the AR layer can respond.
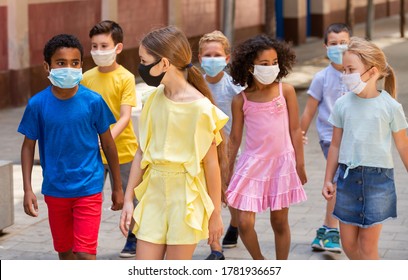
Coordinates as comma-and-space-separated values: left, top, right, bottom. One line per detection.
1, 15, 407, 260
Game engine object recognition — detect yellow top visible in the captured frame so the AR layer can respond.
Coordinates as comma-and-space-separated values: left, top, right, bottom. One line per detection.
82, 65, 138, 164
134, 85, 228, 235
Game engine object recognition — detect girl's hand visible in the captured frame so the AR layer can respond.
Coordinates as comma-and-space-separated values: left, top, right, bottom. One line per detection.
207, 211, 223, 245
296, 164, 307, 185
322, 181, 336, 201
302, 131, 308, 145
119, 201, 134, 237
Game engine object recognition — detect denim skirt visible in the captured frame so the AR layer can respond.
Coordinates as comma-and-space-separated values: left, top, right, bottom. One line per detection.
333, 164, 397, 228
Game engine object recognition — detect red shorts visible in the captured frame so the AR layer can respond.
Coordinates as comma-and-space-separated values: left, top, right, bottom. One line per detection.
44, 193, 102, 255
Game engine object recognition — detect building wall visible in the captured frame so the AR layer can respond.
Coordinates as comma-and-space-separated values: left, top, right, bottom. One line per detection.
0, 5, 7, 71
118, 0, 168, 48
182, 0, 218, 37
0, 3, 8, 108
0, 0, 406, 108
310, 0, 402, 38
115, 0, 168, 75
234, 0, 264, 44
26, 0, 101, 100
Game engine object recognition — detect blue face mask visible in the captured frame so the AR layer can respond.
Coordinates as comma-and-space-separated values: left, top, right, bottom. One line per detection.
200, 57, 227, 77
326, 44, 348, 65
48, 67, 83, 89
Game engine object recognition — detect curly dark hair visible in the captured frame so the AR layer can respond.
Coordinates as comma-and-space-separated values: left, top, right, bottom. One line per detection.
43, 34, 83, 65
230, 34, 296, 88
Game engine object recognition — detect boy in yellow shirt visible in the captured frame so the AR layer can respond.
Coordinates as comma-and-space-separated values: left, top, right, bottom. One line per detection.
82, 20, 138, 258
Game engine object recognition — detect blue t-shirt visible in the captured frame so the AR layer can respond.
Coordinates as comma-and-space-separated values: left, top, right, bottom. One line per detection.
18, 85, 116, 198
206, 72, 244, 136
329, 90, 408, 169
307, 64, 346, 142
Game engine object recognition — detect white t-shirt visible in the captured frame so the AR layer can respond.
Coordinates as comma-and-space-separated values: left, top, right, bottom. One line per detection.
329, 90, 408, 169
307, 64, 346, 142
206, 72, 244, 136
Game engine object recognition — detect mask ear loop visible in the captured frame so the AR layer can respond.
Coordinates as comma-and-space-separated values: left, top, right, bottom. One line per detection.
360, 66, 374, 83
360, 66, 373, 77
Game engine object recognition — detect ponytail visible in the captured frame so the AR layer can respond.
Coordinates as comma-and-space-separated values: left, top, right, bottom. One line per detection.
384, 65, 397, 99
186, 65, 229, 194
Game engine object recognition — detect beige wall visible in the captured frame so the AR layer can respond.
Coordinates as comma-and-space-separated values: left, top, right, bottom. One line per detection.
235, 0, 264, 29
0, 0, 405, 108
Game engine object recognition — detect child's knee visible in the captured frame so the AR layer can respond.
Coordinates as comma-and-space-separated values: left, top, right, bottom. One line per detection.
237, 215, 255, 232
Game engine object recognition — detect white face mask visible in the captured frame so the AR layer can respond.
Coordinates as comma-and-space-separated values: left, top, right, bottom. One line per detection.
252, 64, 280, 85
91, 45, 118, 67
342, 71, 370, 95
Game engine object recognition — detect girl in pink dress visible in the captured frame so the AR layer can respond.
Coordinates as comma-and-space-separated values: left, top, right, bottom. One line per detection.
226, 35, 307, 260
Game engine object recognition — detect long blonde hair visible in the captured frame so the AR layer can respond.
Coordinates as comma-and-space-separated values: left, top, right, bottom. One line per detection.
347, 36, 397, 98
140, 26, 229, 188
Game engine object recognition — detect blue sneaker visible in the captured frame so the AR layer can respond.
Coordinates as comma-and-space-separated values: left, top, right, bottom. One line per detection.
322, 229, 342, 253
205, 250, 225, 260
311, 227, 326, 251
119, 233, 137, 258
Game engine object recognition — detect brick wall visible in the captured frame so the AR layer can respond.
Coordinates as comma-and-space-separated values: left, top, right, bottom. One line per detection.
0, 6, 7, 71
28, 0, 101, 66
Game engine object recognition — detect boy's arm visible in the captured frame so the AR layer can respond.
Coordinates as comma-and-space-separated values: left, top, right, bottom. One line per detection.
203, 140, 223, 246
393, 129, 408, 172
110, 104, 132, 140
99, 129, 124, 210
21, 137, 38, 217
300, 95, 319, 136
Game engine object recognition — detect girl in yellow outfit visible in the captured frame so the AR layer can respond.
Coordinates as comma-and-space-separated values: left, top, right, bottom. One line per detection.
120, 26, 228, 260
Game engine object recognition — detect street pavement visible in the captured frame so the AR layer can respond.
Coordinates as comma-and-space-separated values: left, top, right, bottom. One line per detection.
0, 15, 407, 260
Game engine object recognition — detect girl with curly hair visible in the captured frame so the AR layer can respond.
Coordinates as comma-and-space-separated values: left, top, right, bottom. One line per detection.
226, 34, 307, 260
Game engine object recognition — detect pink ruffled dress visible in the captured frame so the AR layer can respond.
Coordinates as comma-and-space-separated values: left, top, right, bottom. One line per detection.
226, 82, 307, 212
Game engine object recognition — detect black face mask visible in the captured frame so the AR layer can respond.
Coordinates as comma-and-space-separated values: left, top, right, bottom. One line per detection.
138, 59, 166, 87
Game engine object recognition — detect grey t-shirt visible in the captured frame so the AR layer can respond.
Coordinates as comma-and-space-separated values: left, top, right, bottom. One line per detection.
307, 64, 346, 142
206, 72, 244, 136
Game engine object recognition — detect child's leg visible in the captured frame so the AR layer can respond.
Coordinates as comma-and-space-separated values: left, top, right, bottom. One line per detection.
270, 208, 290, 260
136, 240, 166, 260
229, 206, 239, 227
58, 250, 76, 260
166, 244, 197, 260
44, 195, 75, 260
210, 239, 223, 252
358, 224, 382, 259
72, 193, 102, 260
339, 223, 360, 259
237, 210, 264, 260
221, 206, 239, 249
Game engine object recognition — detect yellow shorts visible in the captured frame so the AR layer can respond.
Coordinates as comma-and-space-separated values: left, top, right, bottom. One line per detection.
133, 164, 208, 245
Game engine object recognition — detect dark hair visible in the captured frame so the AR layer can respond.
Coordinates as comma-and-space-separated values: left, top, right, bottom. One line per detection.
89, 20, 123, 45
324, 23, 352, 44
230, 34, 296, 88
43, 34, 83, 65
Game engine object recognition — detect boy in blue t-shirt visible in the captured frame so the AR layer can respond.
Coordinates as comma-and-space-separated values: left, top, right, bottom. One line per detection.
300, 23, 352, 253
18, 34, 123, 260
